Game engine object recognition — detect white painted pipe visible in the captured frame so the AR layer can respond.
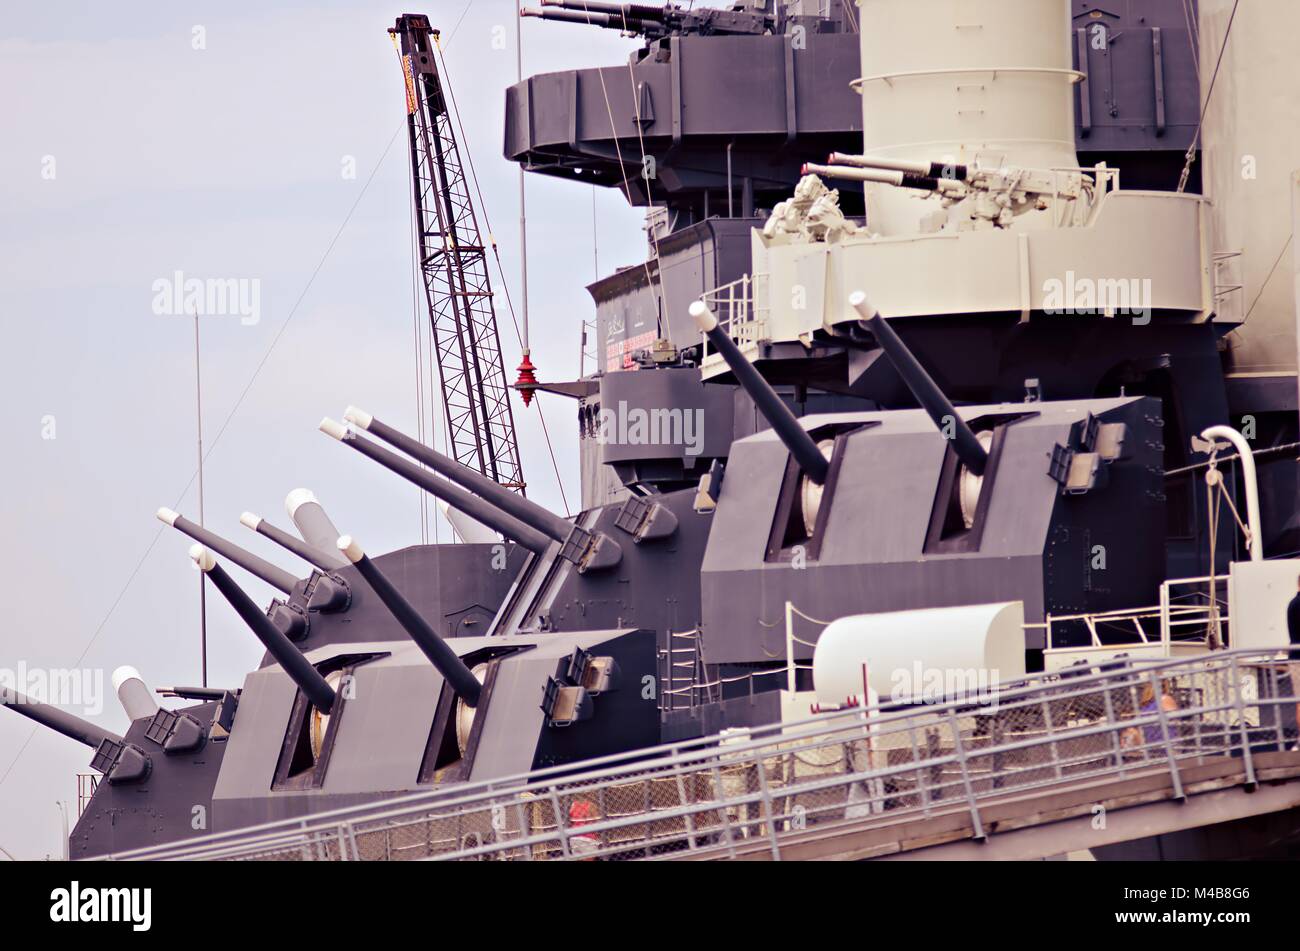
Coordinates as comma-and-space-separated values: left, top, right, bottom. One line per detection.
1201, 425, 1263, 561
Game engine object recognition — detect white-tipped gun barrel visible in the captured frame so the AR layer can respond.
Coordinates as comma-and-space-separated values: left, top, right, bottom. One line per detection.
242, 510, 347, 571
542, 0, 667, 17
111, 666, 159, 722
321, 420, 551, 553
285, 489, 345, 557
339, 536, 482, 706
827, 152, 969, 181
690, 301, 830, 485
334, 410, 574, 543
0, 685, 124, 750
801, 162, 959, 193
522, 7, 619, 28
849, 292, 987, 476
157, 507, 298, 592
191, 547, 336, 714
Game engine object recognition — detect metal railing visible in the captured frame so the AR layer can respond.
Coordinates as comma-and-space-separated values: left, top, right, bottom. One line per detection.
1041, 576, 1229, 670
699, 274, 769, 367
101, 648, 1299, 862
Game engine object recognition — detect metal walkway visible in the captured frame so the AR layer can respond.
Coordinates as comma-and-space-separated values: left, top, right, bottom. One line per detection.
102, 648, 1300, 861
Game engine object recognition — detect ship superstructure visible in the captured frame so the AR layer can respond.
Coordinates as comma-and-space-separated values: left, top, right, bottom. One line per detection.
7, 0, 1300, 861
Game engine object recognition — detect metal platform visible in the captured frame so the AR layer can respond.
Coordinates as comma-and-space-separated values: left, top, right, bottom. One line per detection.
98, 648, 1300, 861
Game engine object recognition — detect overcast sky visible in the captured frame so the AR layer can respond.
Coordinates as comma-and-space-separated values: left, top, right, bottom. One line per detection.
0, 1, 650, 859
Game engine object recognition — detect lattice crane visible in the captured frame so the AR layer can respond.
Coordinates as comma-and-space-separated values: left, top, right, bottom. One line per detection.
390, 14, 526, 492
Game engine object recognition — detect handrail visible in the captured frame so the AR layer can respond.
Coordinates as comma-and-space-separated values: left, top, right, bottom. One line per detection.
99, 646, 1300, 861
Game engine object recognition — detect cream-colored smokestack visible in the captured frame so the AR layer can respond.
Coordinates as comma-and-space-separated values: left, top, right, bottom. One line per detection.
1199, 0, 1299, 391
855, 0, 1080, 235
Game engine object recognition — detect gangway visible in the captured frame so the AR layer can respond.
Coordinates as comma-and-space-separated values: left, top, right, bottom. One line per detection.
98, 647, 1300, 862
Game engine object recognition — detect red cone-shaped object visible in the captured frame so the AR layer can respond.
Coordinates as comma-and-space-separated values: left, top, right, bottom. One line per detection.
515, 352, 538, 407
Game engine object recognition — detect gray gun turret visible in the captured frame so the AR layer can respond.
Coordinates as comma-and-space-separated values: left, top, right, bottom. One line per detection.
522, 0, 775, 40
338, 536, 483, 705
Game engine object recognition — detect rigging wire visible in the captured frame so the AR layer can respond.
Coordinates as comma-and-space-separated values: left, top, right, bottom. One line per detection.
0, 6, 484, 793
0, 119, 411, 791
572, 1, 674, 342
1177, 0, 1239, 193
433, 38, 572, 515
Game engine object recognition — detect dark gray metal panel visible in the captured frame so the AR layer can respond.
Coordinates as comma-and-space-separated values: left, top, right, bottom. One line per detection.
598, 367, 734, 465
70, 700, 228, 859
319, 661, 443, 795
1071, 0, 1200, 152
210, 667, 298, 807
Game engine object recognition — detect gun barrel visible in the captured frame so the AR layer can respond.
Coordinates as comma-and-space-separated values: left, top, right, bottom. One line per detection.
828, 153, 970, 182
157, 508, 298, 593
340, 408, 575, 544
320, 420, 551, 554
802, 162, 955, 193
849, 292, 988, 476
691, 302, 830, 484
541, 0, 669, 20
111, 666, 159, 722
339, 537, 483, 706
285, 489, 346, 558
0, 686, 123, 750
241, 512, 347, 571
192, 546, 337, 713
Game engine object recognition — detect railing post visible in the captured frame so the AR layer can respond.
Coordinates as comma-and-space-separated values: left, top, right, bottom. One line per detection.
1041, 697, 1063, 781
785, 601, 796, 694
907, 721, 931, 816
947, 706, 985, 840
1229, 655, 1258, 789
547, 786, 573, 859
753, 751, 783, 860
1147, 670, 1185, 800
1101, 682, 1126, 776
711, 764, 739, 859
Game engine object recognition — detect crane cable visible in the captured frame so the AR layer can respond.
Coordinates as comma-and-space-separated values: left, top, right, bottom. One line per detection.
1177, 0, 1240, 194
432, 36, 571, 515
571, 2, 674, 344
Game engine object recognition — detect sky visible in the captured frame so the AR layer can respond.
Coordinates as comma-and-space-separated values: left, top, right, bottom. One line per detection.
0, 1, 650, 859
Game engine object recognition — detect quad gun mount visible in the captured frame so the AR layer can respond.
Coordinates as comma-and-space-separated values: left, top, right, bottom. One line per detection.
522, 0, 777, 40
803, 153, 1089, 230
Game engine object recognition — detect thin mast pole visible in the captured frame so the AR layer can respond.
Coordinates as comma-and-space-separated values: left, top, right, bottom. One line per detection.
194, 314, 208, 687
516, 0, 530, 355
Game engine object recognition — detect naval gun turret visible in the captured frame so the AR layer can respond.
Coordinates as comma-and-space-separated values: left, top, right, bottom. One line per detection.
694, 284, 1166, 681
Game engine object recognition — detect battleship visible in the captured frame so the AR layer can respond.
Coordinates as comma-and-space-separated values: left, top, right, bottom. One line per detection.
6, 0, 1300, 863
